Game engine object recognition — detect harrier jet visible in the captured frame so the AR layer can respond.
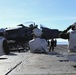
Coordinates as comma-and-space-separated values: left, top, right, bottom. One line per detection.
5, 23, 61, 52
6, 24, 37, 52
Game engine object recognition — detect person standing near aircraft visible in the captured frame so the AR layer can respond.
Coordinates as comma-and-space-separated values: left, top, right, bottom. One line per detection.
29, 28, 48, 53
47, 40, 50, 46
49, 39, 55, 51
54, 39, 57, 47
59, 22, 76, 52
0, 28, 10, 55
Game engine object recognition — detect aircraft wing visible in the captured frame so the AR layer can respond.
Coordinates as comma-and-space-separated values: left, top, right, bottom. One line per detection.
41, 27, 62, 39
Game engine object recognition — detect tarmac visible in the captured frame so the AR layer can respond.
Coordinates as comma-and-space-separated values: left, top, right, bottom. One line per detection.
0, 45, 76, 75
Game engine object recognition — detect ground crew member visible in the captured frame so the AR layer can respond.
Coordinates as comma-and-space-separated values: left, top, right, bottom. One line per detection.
59, 22, 76, 52
29, 28, 48, 53
49, 39, 55, 51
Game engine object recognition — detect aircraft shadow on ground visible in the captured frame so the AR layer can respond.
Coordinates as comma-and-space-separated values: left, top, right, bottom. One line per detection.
8, 53, 17, 56
32, 52, 62, 56
0, 58, 7, 60
47, 52, 61, 55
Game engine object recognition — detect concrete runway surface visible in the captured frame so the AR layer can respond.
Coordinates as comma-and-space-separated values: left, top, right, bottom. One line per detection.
0, 45, 76, 75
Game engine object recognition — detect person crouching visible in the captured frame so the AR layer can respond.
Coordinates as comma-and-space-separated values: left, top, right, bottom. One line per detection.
29, 28, 48, 53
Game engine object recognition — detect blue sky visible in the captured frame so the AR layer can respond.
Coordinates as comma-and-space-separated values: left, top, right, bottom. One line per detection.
0, 0, 76, 32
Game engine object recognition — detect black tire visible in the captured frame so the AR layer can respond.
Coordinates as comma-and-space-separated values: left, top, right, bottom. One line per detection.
3, 40, 10, 55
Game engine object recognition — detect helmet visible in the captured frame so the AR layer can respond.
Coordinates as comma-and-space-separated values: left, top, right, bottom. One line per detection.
33, 28, 42, 37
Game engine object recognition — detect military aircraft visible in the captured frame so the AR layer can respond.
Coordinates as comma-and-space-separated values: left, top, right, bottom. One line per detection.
6, 23, 37, 52
5, 23, 61, 52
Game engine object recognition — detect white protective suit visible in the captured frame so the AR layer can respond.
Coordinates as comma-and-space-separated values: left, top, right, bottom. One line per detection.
29, 28, 48, 53
68, 22, 76, 52
69, 30, 76, 52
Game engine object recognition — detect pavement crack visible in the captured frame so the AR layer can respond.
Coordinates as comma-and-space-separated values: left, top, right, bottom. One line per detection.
5, 54, 33, 75
5, 61, 22, 75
